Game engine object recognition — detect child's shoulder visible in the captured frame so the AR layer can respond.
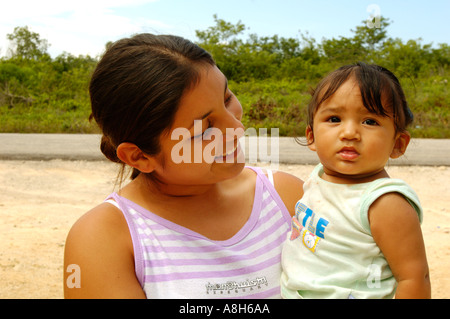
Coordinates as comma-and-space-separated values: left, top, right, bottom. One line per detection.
364, 178, 422, 229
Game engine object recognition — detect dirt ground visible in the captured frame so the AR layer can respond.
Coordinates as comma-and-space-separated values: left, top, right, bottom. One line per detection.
0, 160, 448, 299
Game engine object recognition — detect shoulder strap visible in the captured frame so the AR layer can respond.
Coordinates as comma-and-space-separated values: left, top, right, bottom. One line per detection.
266, 169, 274, 186
245, 166, 275, 186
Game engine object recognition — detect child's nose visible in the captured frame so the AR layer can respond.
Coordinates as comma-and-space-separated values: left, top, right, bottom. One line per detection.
339, 121, 361, 141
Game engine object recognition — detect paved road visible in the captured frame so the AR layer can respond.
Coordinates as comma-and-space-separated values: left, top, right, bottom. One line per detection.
0, 133, 449, 166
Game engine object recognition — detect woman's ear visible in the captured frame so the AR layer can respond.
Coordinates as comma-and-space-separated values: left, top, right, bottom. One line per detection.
305, 126, 316, 151
390, 131, 411, 159
116, 142, 156, 173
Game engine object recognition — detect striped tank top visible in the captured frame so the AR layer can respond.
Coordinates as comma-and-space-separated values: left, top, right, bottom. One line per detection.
105, 167, 291, 298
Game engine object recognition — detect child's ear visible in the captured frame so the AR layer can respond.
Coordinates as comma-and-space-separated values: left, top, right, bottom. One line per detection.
116, 142, 156, 173
390, 131, 411, 159
305, 126, 316, 151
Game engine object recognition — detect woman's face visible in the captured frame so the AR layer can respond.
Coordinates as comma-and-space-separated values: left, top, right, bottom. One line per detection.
149, 64, 246, 193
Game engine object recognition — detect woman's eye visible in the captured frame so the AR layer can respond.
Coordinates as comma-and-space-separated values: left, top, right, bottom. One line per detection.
224, 93, 233, 106
202, 126, 215, 139
193, 120, 213, 140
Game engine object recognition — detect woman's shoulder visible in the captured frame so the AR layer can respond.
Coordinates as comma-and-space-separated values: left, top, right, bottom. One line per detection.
68, 200, 127, 238
272, 170, 304, 216
64, 200, 142, 298
64, 200, 133, 270
245, 166, 304, 216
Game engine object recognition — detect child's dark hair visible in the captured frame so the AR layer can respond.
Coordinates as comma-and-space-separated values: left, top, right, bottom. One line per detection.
89, 33, 215, 180
307, 62, 413, 137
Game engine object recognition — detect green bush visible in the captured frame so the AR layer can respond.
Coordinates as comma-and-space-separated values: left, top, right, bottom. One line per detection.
0, 21, 448, 137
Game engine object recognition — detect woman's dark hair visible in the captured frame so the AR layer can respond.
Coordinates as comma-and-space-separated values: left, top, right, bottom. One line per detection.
89, 33, 215, 180
306, 62, 413, 139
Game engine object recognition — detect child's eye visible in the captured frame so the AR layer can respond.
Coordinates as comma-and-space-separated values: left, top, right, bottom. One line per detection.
363, 119, 378, 126
327, 116, 340, 123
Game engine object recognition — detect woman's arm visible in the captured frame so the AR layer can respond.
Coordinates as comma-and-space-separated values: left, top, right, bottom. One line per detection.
64, 203, 146, 299
272, 170, 304, 216
369, 193, 431, 299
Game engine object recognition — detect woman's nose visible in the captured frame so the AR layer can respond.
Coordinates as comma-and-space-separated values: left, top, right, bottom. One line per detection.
222, 114, 245, 142
221, 100, 245, 142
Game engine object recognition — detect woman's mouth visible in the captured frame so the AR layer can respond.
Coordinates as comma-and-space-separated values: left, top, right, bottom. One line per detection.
215, 143, 241, 162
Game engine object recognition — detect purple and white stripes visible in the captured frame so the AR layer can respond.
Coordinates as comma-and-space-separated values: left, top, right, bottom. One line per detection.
106, 167, 291, 299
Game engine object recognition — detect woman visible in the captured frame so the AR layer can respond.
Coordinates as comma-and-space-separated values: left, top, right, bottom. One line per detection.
64, 33, 303, 298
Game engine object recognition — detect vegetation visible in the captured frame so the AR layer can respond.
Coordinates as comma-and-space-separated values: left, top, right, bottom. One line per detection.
0, 18, 449, 137
0, 27, 97, 133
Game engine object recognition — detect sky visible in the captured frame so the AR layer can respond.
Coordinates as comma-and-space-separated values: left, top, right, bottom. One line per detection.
0, 0, 449, 58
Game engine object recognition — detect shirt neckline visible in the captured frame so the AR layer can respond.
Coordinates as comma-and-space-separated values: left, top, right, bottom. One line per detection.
111, 171, 263, 247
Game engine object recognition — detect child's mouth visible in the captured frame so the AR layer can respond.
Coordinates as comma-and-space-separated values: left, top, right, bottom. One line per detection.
338, 147, 359, 160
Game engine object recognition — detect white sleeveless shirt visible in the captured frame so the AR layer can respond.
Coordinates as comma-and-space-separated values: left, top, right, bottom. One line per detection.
281, 164, 423, 299
106, 167, 291, 298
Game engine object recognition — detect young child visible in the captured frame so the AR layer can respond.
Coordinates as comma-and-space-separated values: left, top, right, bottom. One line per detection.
281, 63, 431, 299
64, 33, 303, 298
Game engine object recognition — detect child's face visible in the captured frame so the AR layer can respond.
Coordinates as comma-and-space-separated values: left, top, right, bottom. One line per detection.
150, 64, 246, 191
307, 77, 410, 184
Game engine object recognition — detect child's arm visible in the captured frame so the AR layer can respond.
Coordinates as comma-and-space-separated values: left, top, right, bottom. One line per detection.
369, 192, 431, 299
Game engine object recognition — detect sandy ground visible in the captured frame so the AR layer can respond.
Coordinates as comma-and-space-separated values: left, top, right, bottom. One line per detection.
0, 159, 448, 299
